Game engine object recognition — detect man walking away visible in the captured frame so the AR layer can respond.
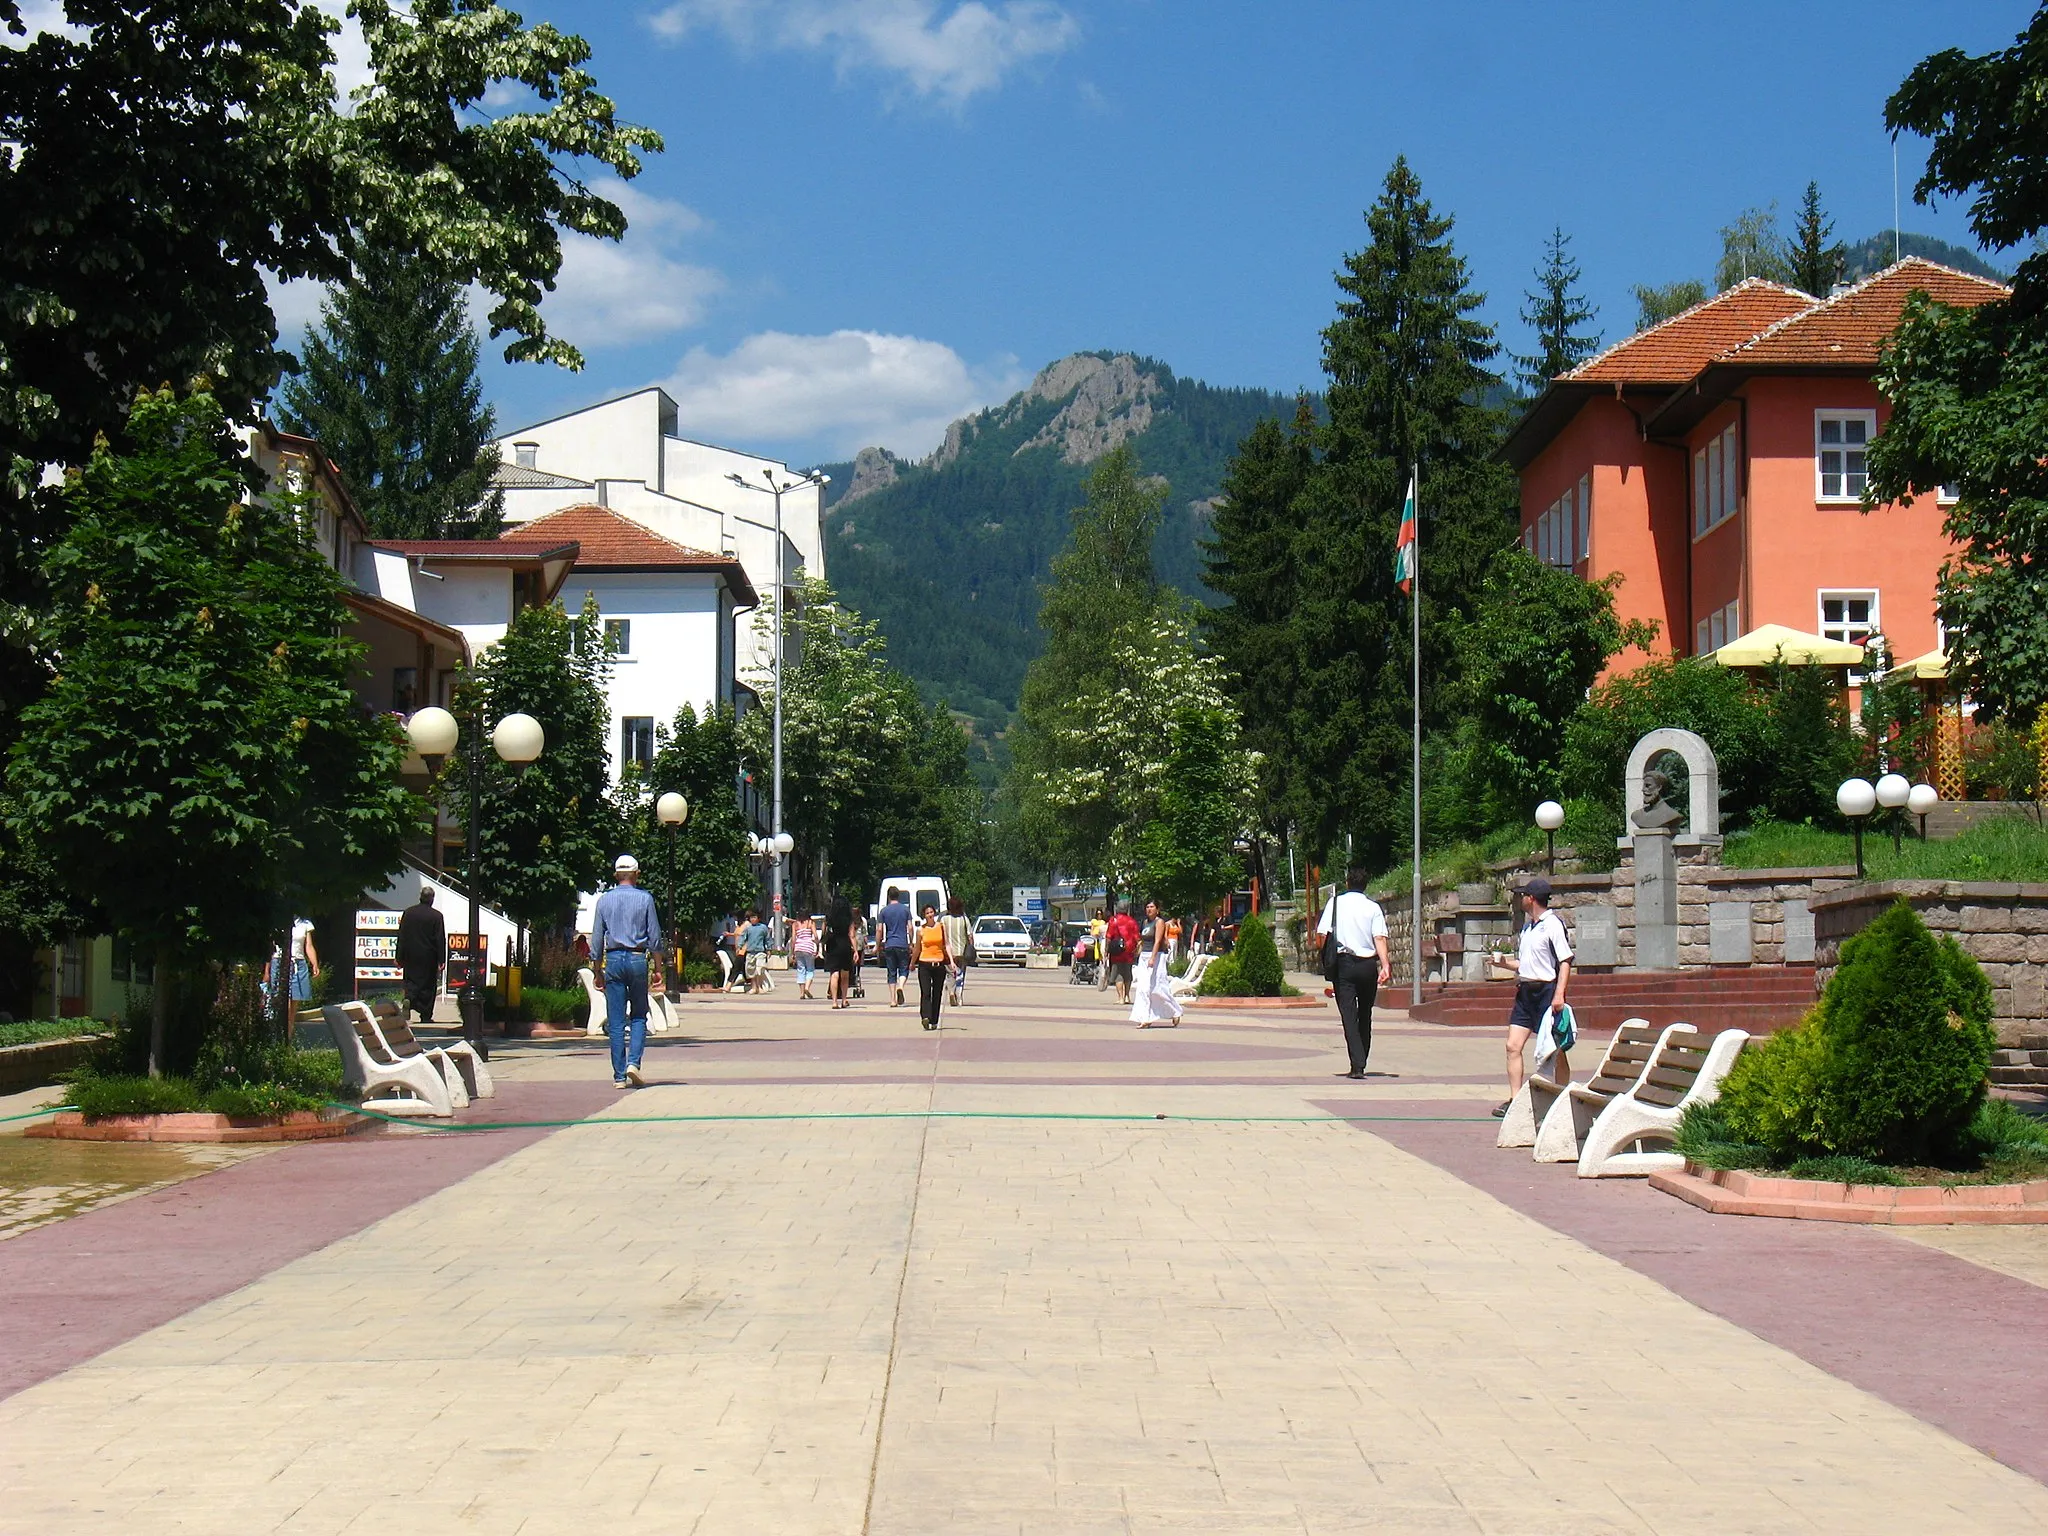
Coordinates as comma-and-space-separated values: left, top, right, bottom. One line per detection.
396, 887, 446, 1027
1316, 867, 1392, 1079
743, 910, 773, 993
1104, 903, 1140, 1005
591, 854, 664, 1089
878, 887, 913, 1006
1496, 875, 1573, 1117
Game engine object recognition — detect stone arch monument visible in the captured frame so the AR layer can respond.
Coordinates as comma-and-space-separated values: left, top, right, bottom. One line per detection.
1620, 728, 1721, 969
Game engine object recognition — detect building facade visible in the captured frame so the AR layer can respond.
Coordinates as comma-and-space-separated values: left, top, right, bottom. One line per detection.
1502, 259, 2007, 672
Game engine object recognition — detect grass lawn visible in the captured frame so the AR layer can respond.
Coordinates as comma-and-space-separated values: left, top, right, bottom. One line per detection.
1722, 814, 2048, 881
0, 1019, 113, 1049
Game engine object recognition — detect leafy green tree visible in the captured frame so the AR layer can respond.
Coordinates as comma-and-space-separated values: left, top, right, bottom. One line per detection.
620, 704, 755, 943
1202, 400, 1317, 840
1432, 550, 1655, 839
444, 595, 616, 931
278, 247, 503, 539
1865, 12, 2048, 719
1284, 156, 1518, 866
0, 0, 659, 748
1787, 181, 1847, 296
1716, 205, 1794, 289
6, 386, 417, 1071
1514, 226, 1601, 395
1631, 280, 1709, 329
1135, 703, 1246, 916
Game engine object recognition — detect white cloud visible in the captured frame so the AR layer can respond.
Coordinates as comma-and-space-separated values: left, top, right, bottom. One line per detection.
647, 0, 1078, 104
266, 274, 332, 345
659, 329, 1024, 458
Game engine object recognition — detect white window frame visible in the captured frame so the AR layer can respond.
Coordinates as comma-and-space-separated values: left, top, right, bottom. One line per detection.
621, 715, 655, 769
1694, 423, 1740, 539
604, 617, 631, 656
1815, 409, 1876, 504
1578, 473, 1592, 562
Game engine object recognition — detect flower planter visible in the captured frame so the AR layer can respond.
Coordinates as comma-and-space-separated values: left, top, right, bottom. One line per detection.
1024, 952, 1062, 969
26, 1105, 368, 1144
1651, 1160, 2048, 1224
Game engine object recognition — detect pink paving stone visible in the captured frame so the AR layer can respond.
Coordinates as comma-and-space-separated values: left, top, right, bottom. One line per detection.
1345, 1098, 2048, 1486
0, 1077, 616, 1402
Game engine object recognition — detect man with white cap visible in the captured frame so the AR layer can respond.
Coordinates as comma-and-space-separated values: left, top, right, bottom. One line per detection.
590, 853, 664, 1089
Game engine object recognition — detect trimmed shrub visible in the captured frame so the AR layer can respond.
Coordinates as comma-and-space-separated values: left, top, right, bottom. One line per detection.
1196, 952, 1250, 997
1719, 900, 1994, 1164
519, 985, 585, 1024
1231, 913, 1286, 996
682, 959, 721, 988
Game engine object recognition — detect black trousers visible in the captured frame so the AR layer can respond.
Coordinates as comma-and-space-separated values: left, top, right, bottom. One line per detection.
917, 961, 948, 1028
1332, 953, 1379, 1073
403, 969, 438, 1023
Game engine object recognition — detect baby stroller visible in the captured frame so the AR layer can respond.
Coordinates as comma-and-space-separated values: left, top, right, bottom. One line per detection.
1069, 932, 1100, 987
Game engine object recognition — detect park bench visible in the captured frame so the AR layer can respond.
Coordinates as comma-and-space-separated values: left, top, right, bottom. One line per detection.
1167, 951, 1213, 998
1576, 1025, 1751, 1178
1523, 1019, 1679, 1159
578, 966, 678, 1034
341, 999, 471, 1109
323, 1002, 453, 1118
1496, 1016, 1669, 1150
366, 998, 494, 1101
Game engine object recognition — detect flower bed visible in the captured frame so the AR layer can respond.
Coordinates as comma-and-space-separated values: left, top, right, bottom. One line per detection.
27, 1105, 365, 1144
1651, 1161, 2048, 1224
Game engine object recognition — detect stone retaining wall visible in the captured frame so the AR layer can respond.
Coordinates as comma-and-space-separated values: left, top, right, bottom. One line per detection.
1812, 881, 2048, 1045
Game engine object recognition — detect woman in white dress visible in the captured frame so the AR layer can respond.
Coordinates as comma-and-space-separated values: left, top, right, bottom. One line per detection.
1128, 898, 1183, 1028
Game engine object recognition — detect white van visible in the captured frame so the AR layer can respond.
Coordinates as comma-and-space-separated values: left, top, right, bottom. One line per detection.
873, 875, 950, 922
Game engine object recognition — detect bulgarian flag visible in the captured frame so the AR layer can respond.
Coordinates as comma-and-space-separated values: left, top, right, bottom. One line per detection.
1393, 473, 1417, 594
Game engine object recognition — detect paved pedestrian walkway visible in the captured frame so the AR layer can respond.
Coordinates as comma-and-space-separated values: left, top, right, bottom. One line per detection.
4, 967, 2048, 1532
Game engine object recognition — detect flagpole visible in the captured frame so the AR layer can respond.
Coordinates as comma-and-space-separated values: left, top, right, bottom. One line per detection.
1410, 460, 1422, 1008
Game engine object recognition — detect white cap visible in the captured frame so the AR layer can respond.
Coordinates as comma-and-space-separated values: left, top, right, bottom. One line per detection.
614, 854, 640, 873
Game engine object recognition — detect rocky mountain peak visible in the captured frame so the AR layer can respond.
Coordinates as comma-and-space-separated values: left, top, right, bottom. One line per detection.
837, 445, 904, 506
1014, 353, 1160, 464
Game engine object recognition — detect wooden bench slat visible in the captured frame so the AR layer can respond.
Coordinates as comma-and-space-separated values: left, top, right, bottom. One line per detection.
1633, 1083, 1689, 1107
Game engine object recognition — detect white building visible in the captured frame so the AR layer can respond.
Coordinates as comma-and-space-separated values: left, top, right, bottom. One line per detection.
492, 387, 824, 680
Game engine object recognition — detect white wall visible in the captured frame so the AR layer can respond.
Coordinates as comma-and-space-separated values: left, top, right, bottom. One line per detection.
413, 566, 515, 655
498, 390, 667, 491
557, 571, 729, 783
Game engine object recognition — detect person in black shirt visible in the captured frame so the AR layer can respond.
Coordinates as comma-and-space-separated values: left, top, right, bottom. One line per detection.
395, 889, 446, 1026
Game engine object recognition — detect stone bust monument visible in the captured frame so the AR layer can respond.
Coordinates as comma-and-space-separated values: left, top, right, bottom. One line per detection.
1630, 767, 1684, 833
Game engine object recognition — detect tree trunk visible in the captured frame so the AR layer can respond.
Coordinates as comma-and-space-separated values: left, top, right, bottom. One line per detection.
149, 945, 171, 1078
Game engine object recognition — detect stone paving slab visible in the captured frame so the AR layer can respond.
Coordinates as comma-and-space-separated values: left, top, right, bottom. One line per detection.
5, 971, 2048, 1532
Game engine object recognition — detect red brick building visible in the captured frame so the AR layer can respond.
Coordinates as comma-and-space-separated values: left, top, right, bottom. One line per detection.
1501, 258, 2008, 672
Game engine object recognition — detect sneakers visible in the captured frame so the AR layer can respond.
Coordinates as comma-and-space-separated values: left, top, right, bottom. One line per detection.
626, 1063, 645, 1087
614, 1078, 630, 1090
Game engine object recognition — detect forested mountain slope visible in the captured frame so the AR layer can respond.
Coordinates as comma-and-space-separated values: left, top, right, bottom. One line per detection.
818, 353, 1299, 738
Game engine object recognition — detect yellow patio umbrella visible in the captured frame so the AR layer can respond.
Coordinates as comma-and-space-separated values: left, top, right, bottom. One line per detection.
1709, 623, 1864, 668
1886, 646, 1949, 682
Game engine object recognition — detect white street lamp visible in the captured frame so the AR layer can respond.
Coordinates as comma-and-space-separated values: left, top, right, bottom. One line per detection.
655, 792, 689, 827
725, 465, 828, 941
1875, 771, 1912, 855
406, 705, 460, 762
1534, 799, 1565, 873
1907, 781, 1940, 841
492, 712, 545, 766
1836, 777, 1877, 877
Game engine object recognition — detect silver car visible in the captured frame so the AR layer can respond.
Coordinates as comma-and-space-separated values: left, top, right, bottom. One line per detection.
972, 914, 1031, 966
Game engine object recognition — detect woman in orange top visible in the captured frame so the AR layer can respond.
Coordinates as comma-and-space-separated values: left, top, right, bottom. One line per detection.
913, 901, 957, 1032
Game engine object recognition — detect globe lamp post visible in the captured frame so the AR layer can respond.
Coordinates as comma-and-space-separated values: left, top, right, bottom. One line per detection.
408, 705, 545, 1055
1907, 781, 1940, 842
1836, 777, 1878, 879
1534, 800, 1565, 875
1875, 772, 1912, 855
656, 791, 688, 982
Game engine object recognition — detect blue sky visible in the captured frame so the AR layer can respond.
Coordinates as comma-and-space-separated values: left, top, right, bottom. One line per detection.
416, 1, 2035, 466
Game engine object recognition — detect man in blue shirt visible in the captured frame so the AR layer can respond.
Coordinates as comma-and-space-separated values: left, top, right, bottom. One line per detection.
878, 887, 913, 1006
742, 909, 773, 993
590, 853, 664, 1089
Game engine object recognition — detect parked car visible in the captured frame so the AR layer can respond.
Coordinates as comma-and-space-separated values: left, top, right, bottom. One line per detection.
972, 914, 1032, 966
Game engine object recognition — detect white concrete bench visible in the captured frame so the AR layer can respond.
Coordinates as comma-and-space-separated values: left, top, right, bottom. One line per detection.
578, 966, 608, 1037
323, 1002, 453, 1118
1577, 1026, 1751, 1178
1167, 951, 1213, 999
1528, 1019, 1679, 1160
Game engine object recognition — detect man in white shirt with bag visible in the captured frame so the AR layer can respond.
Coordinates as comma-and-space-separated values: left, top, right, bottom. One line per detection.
1494, 875, 1573, 1118
1316, 867, 1393, 1079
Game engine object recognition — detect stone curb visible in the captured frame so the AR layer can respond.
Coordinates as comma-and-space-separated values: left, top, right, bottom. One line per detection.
1183, 994, 1328, 1010
1650, 1160, 2048, 1224
25, 1106, 368, 1144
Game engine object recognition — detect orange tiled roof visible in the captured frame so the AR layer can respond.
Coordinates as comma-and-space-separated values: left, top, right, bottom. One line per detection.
511, 504, 729, 568
1566, 279, 1816, 385
1713, 257, 2009, 367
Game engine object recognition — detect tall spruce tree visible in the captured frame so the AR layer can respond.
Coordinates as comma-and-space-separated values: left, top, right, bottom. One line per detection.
1514, 226, 1601, 395
1788, 181, 1847, 296
1202, 397, 1316, 837
1285, 156, 1518, 865
279, 248, 504, 539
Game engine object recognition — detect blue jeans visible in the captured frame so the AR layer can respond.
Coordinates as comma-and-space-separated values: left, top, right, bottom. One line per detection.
604, 951, 649, 1080
885, 946, 912, 985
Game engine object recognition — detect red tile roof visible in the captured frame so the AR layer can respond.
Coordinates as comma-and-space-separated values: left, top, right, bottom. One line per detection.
1713, 257, 2009, 367
375, 537, 578, 560
510, 504, 731, 569
1566, 279, 1816, 385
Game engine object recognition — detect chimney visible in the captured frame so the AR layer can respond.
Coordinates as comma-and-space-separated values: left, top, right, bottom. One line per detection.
514, 441, 538, 468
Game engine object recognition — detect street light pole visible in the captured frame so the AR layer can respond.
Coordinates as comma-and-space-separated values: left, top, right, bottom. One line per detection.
726, 466, 829, 944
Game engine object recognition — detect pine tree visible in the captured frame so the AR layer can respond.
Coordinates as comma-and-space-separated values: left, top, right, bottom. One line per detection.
1514, 226, 1601, 395
279, 248, 504, 540
1787, 181, 1847, 297
1286, 157, 1519, 866
1203, 397, 1316, 836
